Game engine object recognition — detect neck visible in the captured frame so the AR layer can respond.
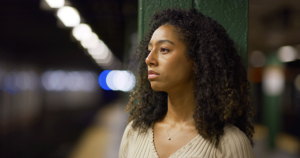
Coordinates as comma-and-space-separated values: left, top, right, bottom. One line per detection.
164, 81, 196, 125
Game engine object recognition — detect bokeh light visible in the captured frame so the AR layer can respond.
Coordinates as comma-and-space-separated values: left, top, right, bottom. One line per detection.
42, 70, 97, 91
72, 24, 93, 41
95, 49, 113, 66
106, 70, 117, 90
80, 33, 99, 49
99, 70, 135, 91
45, 0, 65, 8
119, 71, 135, 92
113, 71, 126, 91
5, 72, 19, 94
98, 70, 111, 91
57, 6, 80, 27
250, 50, 266, 67
16, 71, 38, 90
88, 40, 109, 60
278, 46, 297, 62
262, 67, 285, 95
88, 40, 115, 67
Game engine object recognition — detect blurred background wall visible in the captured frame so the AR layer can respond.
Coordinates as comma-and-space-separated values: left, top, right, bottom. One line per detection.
0, 0, 299, 158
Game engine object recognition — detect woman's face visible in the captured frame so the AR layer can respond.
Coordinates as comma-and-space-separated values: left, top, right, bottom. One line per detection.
146, 24, 194, 92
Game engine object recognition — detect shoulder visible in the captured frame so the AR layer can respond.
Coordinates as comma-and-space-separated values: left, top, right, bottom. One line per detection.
119, 121, 151, 158
217, 124, 255, 158
222, 124, 248, 139
123, 121, 135, 138
119, 121, 135, 158
120, 121, 139, 144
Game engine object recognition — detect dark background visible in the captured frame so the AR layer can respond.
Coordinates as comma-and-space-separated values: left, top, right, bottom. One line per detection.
0, 0, 300, 158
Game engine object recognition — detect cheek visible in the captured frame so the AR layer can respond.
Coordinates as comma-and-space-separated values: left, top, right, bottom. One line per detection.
160, 57, 193, 83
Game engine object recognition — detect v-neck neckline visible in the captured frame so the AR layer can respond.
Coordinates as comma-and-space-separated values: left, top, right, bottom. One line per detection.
149, 123, 200, 158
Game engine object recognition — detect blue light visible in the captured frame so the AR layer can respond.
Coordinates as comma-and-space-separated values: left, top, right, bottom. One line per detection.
5, 74, 19, 94
98, 70, 111, 90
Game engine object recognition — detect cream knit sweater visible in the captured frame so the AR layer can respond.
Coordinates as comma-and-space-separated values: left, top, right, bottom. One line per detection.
119, 121, 255, 158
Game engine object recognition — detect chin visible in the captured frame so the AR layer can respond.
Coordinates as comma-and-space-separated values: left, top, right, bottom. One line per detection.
150, 82, 166, 92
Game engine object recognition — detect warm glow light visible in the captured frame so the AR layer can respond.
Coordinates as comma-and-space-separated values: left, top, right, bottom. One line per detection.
57, 6, 80, 27
250, 50, 266, 67
45, 0, 65, 8
262, 67, 285, 95
72, 24, 92, 41
278, 46, 297, 62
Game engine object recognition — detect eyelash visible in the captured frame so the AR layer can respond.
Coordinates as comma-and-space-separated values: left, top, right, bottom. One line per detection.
161, 48, 169, 53
148, 48, 169, 54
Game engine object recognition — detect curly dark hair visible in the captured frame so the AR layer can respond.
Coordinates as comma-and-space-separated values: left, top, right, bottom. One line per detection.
126, 8, 255, 147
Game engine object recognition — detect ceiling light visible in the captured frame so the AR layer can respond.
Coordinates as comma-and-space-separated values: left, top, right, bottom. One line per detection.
95, 50, 113, 66
72, 24, 92, 41
80, 33, 99, 49
45, 0, 65, 8
57, 6, 80, 27
88, 40, 110, 60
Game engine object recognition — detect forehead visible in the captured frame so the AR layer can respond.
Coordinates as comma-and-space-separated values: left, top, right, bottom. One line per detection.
149, 24, 180, 44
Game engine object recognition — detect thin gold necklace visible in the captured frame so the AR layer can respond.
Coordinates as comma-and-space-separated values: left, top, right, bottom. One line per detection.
166, 120, 194, 141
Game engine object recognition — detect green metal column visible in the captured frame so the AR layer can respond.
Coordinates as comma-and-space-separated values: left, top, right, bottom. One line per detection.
262, 53, 284, 148
138, 0, 249, 65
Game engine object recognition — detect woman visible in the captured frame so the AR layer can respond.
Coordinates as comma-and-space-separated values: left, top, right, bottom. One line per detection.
119, 8, 255, 158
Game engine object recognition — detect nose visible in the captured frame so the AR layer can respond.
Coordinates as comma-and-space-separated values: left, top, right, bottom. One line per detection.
145, 50, 158, 66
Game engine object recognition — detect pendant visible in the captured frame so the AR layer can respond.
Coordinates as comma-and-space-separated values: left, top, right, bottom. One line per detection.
168, 137, 171, 140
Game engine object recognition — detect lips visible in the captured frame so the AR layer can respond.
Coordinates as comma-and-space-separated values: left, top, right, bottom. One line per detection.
148, 70, 160, 79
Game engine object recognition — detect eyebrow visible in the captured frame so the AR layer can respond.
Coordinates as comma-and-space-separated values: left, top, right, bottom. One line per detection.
148, 39, 175, 47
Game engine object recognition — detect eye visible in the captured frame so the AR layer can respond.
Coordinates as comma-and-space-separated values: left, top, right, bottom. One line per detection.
161, 48, 169, 53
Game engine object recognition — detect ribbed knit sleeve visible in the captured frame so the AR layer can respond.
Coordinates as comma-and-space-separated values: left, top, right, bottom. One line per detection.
119, 121, 133, 158
217, 125, 255, 158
